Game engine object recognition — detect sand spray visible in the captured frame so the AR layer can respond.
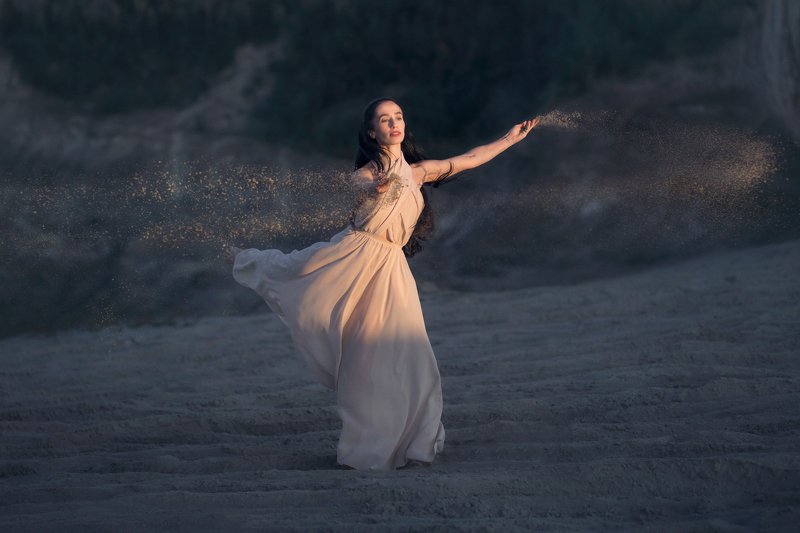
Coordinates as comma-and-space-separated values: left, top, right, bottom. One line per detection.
5, 110, 786, 256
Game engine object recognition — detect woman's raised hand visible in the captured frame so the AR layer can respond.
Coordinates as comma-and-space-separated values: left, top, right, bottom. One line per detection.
505, 116, 541, 145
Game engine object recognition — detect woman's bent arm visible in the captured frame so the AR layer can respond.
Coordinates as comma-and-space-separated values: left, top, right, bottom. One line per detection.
412, 117, 540, 184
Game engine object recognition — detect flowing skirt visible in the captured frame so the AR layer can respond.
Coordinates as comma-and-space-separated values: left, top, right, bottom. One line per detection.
232, 226, 445, 469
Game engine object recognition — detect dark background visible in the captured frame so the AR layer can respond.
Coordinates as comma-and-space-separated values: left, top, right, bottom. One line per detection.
1, 0, 798, 338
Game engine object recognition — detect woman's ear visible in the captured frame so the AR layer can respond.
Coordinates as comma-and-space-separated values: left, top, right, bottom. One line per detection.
368, 129, 375, 139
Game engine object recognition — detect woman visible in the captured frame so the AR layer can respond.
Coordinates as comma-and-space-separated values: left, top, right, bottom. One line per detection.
225, 98, 539, 470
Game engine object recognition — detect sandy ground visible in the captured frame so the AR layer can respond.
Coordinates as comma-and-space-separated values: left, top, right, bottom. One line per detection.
1, 239, 799, 531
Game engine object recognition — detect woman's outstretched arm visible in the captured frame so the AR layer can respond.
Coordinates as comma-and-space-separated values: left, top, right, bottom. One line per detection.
411, 117, 540, 185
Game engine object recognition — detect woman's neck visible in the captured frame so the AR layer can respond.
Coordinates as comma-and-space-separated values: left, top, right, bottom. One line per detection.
386, 144, 402, 159
381, 146, 403, 167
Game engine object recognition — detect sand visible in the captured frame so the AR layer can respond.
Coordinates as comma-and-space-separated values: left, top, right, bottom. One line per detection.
1, 239, 799, 531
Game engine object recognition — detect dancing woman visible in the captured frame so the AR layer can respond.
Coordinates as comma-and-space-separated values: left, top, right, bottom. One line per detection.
225, 98, 539, 470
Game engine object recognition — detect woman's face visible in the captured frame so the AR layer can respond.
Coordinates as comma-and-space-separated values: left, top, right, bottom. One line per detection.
369, 100, 405, 147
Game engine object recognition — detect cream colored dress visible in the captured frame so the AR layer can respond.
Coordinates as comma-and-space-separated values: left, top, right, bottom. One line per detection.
231, 153, 445, 470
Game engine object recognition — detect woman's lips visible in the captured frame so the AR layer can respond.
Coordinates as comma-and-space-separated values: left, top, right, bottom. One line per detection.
390, 131, 401, 136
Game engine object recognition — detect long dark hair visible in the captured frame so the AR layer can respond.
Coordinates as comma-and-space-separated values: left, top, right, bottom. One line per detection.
354, 97, 458, 258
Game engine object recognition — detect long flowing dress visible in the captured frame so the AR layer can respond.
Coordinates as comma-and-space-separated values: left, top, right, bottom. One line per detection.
231, 152, 446, 470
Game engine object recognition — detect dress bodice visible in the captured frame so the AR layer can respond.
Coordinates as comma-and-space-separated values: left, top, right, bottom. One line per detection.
349, 154, 424, 247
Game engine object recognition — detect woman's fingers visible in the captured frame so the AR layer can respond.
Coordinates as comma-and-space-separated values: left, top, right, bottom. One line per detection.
513, 117, 539, 141
522, 117, 539, 133
509, 117, 539, 141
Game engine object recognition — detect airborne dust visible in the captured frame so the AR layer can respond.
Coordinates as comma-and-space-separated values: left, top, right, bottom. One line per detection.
1, 110, 791, 332
7, 110, 781, 254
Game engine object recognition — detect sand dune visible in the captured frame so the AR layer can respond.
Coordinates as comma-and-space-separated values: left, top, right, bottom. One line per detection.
1, 240, 799, 531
